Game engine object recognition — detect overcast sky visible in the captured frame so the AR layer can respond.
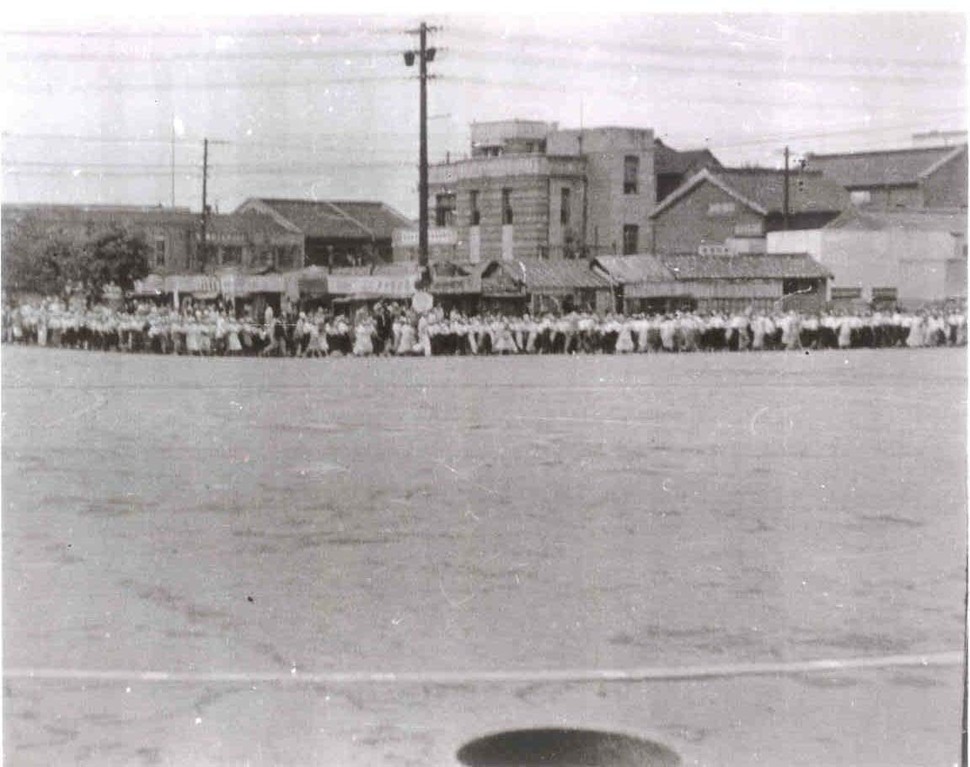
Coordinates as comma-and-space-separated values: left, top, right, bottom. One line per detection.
1, 11, 966, 218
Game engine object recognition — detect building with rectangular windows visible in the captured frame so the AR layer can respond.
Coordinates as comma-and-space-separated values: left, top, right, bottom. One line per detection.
423, 120, 713, 264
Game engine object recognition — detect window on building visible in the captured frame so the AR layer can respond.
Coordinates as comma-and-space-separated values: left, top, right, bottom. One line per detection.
275, 246, 296, 269
707, 201, 736, 216
734, 222, 764, 237
623, 224, 639, 255
469, 190, 481, 226
850, 190, 872, 205
561, 187, 571, 226
221, 245, 242, 265
435, 193, 456, 227
502, 188, 514, 225
624, 155, 639, 195
154, 237, 166, 268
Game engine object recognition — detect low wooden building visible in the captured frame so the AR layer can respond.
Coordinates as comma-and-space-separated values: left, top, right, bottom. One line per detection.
592, 255, 691, 314
479, 258, 612, 315
236, 198, 414, 267
656, 253, 833, 313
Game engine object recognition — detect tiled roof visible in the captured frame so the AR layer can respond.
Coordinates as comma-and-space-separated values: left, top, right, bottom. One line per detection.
486, 258, 611, 290
659, 254, 833, 280
805, 145, 966, 188
714, 168, 850, 214
825, 207, 968, 235
244, 199, 413, 240
593, 255, 675, 283
654, 140, 721, 175
651, 167, 850, 219
206, 211, 299, 237
328, 201, 414, 238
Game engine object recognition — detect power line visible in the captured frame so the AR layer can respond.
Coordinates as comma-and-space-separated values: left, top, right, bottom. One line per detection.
1, 24, 405, 39
2, 129, 463, 146
439, 61, 961, 90
5, 48, 407, 63
444, 24, 966, 72
2, 161, 418, 173
3, 114, 962, 167
436, 75, 966, 111
6, 76, 412, 93
457, 50, 962, 87
686, 114, 969, 152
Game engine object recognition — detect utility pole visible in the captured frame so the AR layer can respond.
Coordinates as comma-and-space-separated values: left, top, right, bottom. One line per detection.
405, 22, 437, 286
200, 137, 209, 270
170, 117, 176, 209
783, 145, 790, 231
579, 96, 589, 259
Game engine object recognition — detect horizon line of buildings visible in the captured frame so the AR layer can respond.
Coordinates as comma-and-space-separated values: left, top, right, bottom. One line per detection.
3, 121, 967, 308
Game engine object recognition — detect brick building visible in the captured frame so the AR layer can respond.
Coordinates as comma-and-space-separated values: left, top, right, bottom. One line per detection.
649, 167, 850, 255
425, 120, 715, 264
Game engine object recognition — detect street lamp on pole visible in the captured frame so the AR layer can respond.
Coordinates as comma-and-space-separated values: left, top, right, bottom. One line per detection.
404, 22, 437, 289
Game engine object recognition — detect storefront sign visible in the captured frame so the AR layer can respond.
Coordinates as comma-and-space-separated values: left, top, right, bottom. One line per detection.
326, 274, 417, 297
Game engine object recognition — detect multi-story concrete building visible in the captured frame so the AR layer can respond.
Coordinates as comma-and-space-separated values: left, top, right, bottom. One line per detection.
425, 120, 712, 264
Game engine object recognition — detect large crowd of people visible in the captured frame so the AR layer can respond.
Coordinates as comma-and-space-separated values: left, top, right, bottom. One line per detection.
2, 296, 966, 357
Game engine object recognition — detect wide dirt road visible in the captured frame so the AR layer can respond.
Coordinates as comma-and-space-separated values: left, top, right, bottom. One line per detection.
2, 346, 966, 766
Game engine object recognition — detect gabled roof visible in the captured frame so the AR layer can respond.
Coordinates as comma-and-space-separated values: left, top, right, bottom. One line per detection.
805, 145, 967, 189
593, 255, 675, 284
653, 140, 721, 176
483, 258, 611, 290
237, 198, 413, 240
659, 253, 833, 280
650, 167, 850, 219
824, 207, 968, 235
206, 211, 301, 238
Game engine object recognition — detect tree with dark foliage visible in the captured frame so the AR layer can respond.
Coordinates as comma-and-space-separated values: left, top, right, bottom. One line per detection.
2, 221, 150, 303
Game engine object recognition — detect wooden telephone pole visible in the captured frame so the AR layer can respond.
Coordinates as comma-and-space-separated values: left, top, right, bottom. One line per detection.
405, 22, 438, 285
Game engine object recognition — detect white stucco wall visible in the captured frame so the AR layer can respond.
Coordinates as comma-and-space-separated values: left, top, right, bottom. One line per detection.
767, 228, 959, 302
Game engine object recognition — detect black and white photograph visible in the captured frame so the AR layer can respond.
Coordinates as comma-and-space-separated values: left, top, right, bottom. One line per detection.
1, 8, 967, 766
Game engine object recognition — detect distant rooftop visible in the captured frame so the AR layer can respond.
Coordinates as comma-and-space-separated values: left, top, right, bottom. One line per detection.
652, 166, 850, 219
805, 144, 967, 188
239, 198, 413, 240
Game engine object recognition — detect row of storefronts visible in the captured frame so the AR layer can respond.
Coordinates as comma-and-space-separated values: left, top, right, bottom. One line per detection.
132, 253, 833, 315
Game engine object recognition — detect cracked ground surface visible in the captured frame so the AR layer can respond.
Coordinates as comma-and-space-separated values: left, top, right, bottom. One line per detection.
2, 346, 965, 766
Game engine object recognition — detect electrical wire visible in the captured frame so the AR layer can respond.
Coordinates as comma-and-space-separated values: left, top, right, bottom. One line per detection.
444, 24, 966, 72
0, 24, 407, 39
